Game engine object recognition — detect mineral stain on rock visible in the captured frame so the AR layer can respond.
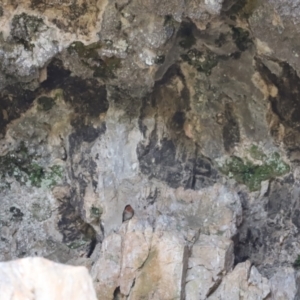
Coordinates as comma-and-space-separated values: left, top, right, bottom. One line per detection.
58, 193, 97, 252
42, 59, 109, 118
223, 102, 240, 152
137, 136, 218, 190
0, 85, 37, 135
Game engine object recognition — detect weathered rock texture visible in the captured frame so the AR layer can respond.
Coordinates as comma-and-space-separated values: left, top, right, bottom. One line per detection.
0, 0, 300, 299
0, 257, 97, 300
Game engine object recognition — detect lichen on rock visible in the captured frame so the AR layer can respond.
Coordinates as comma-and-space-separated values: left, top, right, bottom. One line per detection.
220, 147, 290, 191
0, 0, 300, 299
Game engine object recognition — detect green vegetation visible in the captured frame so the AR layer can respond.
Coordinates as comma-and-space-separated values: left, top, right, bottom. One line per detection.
249, 145, 266, 160
93, 56, 122, 79
68, 41, 122, 79
68, 41, 102, 59
0, 142, 63, 188
41, 165, 63, 188
220, 147, 290, 191
181, 49, 218, 75
11, 13, 44, 50
66, 240, 87, 249
37, 96, 55, 111
293, 255, 300, 268
90, 206, 103, 219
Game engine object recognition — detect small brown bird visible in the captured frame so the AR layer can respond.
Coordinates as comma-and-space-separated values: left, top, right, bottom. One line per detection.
122, 204, 134, 222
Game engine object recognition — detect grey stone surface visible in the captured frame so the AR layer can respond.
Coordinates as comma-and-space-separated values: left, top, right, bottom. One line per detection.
0, 0, 300, 299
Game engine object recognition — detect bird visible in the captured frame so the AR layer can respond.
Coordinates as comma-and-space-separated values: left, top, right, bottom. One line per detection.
122, 204, 134, 222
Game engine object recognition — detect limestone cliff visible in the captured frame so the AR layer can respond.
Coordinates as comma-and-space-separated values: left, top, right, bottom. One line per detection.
0, 0, 300, 299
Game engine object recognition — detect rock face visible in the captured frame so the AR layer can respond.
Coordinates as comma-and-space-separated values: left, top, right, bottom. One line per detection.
0, 0, 300, 299
0, 257, 97, 300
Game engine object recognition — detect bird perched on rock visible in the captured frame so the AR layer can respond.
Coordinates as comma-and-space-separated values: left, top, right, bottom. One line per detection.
122, 204, 134, 222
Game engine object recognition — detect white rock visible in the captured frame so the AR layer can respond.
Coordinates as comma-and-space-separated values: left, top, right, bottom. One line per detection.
129, 225, 188, 300
91, 233, 122, 299
208, 261, 270, 300
92, 218, 153, 299
0, 257, 97, 300
186, 234, 234, 300
119, 218, 153, 295
270, 267, 297, 300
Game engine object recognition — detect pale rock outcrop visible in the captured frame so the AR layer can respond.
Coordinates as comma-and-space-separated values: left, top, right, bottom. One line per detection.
208, 260, 270, 300
186, 234, 234, 300
91, 218, 153, 299
0, 0, 300, 298
119, 218, 153, 296
92, 215, 189, 300
129, 217, 189, 300
91, 233, 122, 299
0, 257, 97, 300
269, 267, 297, 300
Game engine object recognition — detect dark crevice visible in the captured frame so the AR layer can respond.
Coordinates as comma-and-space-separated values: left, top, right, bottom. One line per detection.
113, 287, 122, 300
86, 238, 97, 258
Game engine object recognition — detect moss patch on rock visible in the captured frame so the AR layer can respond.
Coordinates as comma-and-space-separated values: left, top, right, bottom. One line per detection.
0, 142, 63, 188
181, 49, 218, 75
11, 13, 45, 50
67, 41, 121, 79
220, 147, 290, 191
293, 255, 300, 269
90, 206, 103, 220
93, 56, 121, 79
37, 96, 55, 111
41, 165, 63, 188
68, 41, 102, 59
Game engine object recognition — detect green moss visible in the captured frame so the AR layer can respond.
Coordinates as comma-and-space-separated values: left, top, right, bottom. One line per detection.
0, 142, 63, 188
37, 96, 55, 111
41, 165, 63, 188
293, 255, 300, 268
90, 206, 103, 219
66, 240, 87, 249
68, 41, 102, 59
220, 149, 290, 191
181, 49, 218, 75
93, 56, 122, 79
28, 163, 44, 186
68, 41, 121, 79
11, 13, 44, 50
249, 145, 266, 160
231, 27, 252, 51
